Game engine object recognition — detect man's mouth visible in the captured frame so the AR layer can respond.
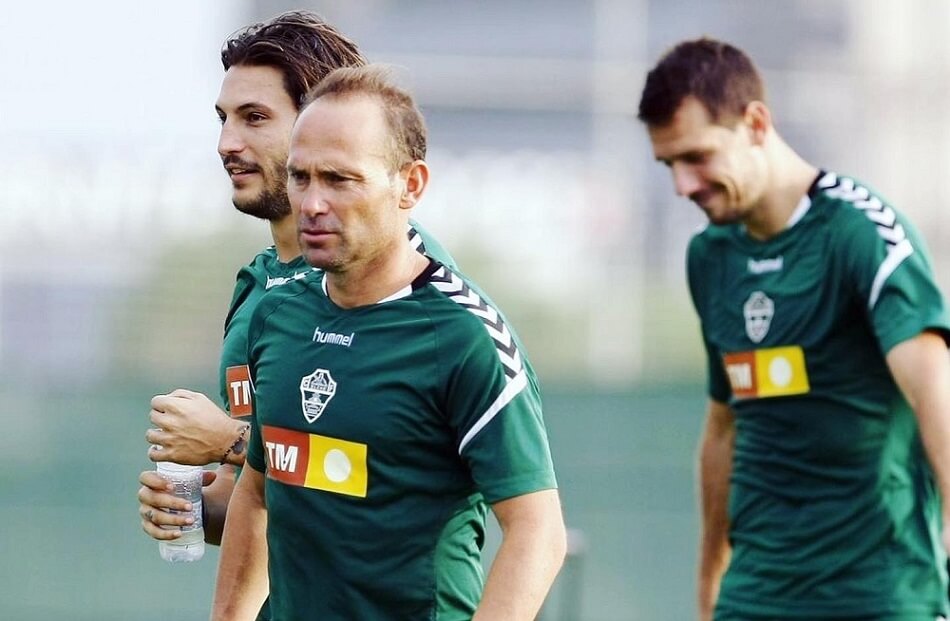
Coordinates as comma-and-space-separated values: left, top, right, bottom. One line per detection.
223, 158, 261, 180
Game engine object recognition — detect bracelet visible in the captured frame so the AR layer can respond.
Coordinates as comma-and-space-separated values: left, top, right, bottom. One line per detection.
220, 422, 250, 464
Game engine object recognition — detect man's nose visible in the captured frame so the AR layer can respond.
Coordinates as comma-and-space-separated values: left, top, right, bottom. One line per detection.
217, 121, 244, 158
671, 163, 703, 198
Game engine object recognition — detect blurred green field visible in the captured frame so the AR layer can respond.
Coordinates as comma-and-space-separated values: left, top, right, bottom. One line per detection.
1, 380, 704, 620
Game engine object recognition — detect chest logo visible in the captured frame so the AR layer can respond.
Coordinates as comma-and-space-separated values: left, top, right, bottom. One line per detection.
747, 256, 783, 274
743, 291, 774, 343
265, 270, 310, 290
722, 346, 810, 399
300, 368, 337, 423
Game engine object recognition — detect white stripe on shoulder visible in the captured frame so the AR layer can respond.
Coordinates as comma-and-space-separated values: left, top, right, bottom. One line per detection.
869, 239, 913, 308
426, 266, 528, 452
818, 173, 914, 309
458, 370, 528, 453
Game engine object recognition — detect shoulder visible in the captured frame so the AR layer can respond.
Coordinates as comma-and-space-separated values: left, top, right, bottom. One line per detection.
407, 218, 457, 269
811, 171, 918, 251
812, 171, 905, 230
244, 245, 279, 271
252, 271, 322, 328
233, 246, 280, 289
688, 223, 735, 257
687, 223, 735, 279
420, 265, 524, 363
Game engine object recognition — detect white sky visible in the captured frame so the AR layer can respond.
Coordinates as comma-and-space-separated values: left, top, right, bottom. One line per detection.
0, 1, 248, 139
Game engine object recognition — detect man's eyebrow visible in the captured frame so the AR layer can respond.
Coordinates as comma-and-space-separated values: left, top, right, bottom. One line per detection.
216, 102, 274, 115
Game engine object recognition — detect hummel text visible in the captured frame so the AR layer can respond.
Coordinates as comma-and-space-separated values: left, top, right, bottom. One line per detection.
748, 256, 783, 274
312, 327, 355, 347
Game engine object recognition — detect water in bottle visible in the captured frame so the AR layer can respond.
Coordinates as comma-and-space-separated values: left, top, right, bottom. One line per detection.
156, 461, 205, 562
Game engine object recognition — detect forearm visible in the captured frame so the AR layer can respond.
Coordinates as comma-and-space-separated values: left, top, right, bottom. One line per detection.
697, 401, 734, 619
202, 465, 237, 546
888, 333, 950, 516
474, 490, 566, 621
211, 466, 268, 621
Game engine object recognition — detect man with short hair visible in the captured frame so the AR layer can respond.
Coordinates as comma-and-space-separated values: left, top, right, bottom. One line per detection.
639, 37, 950, 620
211, 65, 566, 621
135, 8, 454, 568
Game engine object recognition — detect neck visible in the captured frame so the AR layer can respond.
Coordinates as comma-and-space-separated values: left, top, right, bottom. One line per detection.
326, 240, 428, 309
743, 140, 818, 241
270, 215, 300, 263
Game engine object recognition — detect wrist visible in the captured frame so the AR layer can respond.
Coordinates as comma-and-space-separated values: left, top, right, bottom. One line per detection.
221, 421, 251, 465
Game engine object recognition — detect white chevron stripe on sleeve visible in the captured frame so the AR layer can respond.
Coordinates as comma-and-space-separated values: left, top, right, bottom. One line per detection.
875, 223, 906, 246
458, 370, 529, 454
865, 206, 896, 227
869, 239, 914, 309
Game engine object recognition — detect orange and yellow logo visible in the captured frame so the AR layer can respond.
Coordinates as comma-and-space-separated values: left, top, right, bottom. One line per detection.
722, 345, 810, 399
261, 425, 368, 498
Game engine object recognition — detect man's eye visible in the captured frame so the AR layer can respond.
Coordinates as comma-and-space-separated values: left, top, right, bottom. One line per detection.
247, 112, 266, 123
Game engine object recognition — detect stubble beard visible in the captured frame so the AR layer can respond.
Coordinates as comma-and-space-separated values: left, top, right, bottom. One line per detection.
233, 165, 291, 221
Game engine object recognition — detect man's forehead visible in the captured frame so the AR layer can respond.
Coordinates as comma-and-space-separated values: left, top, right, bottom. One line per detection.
648, 100, 730, 156
216, 64, 294, 109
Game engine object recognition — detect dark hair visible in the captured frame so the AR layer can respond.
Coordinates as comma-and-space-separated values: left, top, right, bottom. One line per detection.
221, 10, 366, 109
302, 65, 427, 171
638, 37, 765, 127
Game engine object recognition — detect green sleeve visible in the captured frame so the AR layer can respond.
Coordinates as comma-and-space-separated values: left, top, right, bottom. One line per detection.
243, 293, 272, 475
839, 203, 950, 353
687, 234, 731, 402
437, 307, 556, 504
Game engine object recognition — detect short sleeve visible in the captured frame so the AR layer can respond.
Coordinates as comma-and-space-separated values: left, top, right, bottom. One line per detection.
243, 297, 269, 475
841, 206, 950, 354
439, 312, 556, 505
687, 234, 732, 402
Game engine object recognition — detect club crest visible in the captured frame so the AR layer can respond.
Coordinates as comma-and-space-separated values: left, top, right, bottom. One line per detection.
300, 368, 337, 423
743, 291, 774, 343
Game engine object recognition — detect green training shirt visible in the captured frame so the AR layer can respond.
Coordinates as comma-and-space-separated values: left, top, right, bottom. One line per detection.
216, 221, 455, 621
688, 171, 950, 619
218, 220, 456, 417
244, 261, 557, 620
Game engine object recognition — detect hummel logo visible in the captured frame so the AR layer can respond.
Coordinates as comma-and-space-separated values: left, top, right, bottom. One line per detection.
266, 271, 310, 290
312, 326, 355, 347
748, 256, 783, 274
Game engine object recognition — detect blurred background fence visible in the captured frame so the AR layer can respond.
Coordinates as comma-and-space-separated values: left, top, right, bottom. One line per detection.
3, 1, 950, 618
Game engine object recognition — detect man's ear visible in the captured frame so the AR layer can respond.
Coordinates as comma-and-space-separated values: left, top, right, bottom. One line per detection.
399, 160, 429, 210
743, 101, 772, 146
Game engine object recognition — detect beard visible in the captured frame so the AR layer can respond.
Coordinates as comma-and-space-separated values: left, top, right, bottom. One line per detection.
234, 185, 290, 221
230, 160, 291, 221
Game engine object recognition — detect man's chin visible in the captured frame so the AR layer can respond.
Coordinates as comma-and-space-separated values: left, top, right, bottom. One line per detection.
232, 194, 291, 221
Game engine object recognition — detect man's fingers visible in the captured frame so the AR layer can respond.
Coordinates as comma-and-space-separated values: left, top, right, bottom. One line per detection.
147, 444, 172, 464
139, 504, 192, 540
150, 393, 172, 411
139, 470, 174, 492
167, 388, 200, 399
145, 427, 163, 446
137, 485, 191, 512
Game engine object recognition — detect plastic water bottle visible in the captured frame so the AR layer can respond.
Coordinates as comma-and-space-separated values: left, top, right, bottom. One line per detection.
156, 461, 205, 562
